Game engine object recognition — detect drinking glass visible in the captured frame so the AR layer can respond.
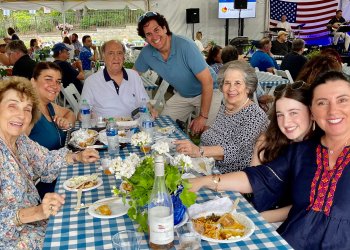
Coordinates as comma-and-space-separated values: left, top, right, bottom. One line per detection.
101, 157, 113, 175
112, 230, 141, 250
176, 222, 202, 250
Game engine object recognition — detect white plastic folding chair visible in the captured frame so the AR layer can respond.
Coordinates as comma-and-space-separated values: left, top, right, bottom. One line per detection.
60, 83, 81, 115
149, 80, 169, 109
273, 69, 294, 83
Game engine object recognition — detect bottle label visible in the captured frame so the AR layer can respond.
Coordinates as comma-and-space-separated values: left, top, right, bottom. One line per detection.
142, 120, 154, 128
81, 109, 90, 115
149, 206, 174, 245
106, 130, 117, 136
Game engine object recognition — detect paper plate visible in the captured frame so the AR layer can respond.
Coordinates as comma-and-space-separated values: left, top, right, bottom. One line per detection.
63, 177, 103, 192
191, 212, 255, 243
88, 197, 130, 219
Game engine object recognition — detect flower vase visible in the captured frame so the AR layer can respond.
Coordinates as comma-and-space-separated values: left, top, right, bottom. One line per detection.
172, 185, 186, 225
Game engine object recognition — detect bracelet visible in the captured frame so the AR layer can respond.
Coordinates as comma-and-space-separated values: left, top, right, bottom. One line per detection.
15, 209, 23, 226
199, 146, 204, 157
200, 114, 208, 119
211, 174, 221, 192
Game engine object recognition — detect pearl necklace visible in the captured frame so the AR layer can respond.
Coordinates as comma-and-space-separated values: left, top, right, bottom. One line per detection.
224, 98, 250, 115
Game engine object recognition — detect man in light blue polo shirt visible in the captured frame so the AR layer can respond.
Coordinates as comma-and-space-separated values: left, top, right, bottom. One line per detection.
250, 37, 279, 73
134, 12, 222, 134
79, 35, 97, 79
81, 40, 152, 118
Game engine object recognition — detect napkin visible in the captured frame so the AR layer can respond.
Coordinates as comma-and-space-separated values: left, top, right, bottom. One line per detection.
188, 196, 235, 218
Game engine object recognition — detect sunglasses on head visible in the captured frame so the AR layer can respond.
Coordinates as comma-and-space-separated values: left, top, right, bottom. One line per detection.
138, 11, 158, 23
273, 80, 307, 96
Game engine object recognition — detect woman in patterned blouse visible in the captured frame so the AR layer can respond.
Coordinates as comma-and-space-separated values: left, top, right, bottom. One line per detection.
175, 61, 269, 173
189, 71, 350, 250
0, 77, 99, 249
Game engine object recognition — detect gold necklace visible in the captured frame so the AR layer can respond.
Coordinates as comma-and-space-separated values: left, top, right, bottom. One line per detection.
225, 98, 250, 115
323, 137, 350, 155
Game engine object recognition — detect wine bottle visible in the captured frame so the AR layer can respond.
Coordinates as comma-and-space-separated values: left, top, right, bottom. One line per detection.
148, 156, 174, 249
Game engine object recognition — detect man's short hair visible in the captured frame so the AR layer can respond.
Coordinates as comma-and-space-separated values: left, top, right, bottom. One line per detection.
336, 10, 342, 14
82, 35, 91, 44
292, 39, 305, 52
101, 40, 126, 54
257, 37, 271, 49
6, 40, 27, 54
72, 33, 78, 38
137, 12, 172, 38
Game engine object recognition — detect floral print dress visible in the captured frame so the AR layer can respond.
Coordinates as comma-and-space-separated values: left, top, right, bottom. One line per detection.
0, 134, 69, 249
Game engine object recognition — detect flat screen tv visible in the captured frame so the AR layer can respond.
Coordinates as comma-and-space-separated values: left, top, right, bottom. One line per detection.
218, 0, 257, 19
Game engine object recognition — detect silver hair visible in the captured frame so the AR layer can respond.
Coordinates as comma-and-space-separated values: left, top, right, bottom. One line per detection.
101, 39, 126, 54
217, 60, 257, 99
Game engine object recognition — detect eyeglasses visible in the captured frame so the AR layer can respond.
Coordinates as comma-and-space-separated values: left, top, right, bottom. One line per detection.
273, 80, 307, 95
138, 11, 158, 23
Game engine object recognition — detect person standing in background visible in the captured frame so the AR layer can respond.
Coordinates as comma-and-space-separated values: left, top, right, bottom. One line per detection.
135, 12, 222, 134
79, 35, 97, 79
194, 31, 204, 52
7, 27, 20, 40
63, 36, 75, 61
71, 33, 83, 57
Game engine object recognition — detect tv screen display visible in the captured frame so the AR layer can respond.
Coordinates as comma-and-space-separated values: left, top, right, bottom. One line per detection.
218, 0, 257, 19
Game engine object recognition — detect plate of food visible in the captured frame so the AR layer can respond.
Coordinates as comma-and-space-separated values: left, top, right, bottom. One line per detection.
98, 129, 130, 144
63, 174, 102, 192
88, 197, 130, 219
68, 129, 99, 149
115, 117, 139, 127
191, 211, 255, 243
155, 126, 175, 135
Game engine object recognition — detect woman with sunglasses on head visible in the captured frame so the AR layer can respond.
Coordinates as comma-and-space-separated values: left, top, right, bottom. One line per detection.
190, 71, 350, 249
251, 81, 313, 224
27, 62, 76, 199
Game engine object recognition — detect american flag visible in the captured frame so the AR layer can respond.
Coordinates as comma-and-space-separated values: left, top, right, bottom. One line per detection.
270, 0, 339, 39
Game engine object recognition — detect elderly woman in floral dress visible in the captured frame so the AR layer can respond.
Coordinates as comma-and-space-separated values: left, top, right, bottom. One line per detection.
0, 77, 99, 249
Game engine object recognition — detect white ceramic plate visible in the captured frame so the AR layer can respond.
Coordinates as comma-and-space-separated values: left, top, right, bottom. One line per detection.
98, 129, 130, 144
63, 177, 103, 192
191, 212, 255, 243
88, 197, 130, 219
155, 126, 175, 135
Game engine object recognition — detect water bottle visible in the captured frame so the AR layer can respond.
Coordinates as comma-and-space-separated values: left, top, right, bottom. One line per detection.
106, 118, 119, 156
141, 109, 154, 141
139, 97, 148, 126
80, 99, 91, 129
148, 156, 174, 249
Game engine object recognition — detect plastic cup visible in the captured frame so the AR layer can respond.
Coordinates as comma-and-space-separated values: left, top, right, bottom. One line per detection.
176, 222, 202, 250
112, 230, 141, 250
101, 158, 113, 175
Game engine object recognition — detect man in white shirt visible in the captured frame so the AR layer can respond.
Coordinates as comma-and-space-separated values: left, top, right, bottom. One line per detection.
277, 15, 292, 32
80, 40, 155, 118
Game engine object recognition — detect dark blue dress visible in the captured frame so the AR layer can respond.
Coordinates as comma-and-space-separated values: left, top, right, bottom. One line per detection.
29, 103, 67, 199
244, 139, 350, 250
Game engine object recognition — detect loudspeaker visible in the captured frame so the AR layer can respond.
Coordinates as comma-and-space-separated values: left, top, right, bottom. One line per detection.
234, 0, 248, 9
186, 8, 200, 24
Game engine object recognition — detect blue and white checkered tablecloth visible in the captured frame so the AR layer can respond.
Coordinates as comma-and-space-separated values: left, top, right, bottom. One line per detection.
257, 72, 289, 89
43, 116, 292, 250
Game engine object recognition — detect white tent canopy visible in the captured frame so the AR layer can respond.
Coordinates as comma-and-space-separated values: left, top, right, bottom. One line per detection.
0, 1, 146, 11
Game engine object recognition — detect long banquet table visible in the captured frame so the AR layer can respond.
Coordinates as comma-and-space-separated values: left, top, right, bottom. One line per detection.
43, 116, 292, 249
